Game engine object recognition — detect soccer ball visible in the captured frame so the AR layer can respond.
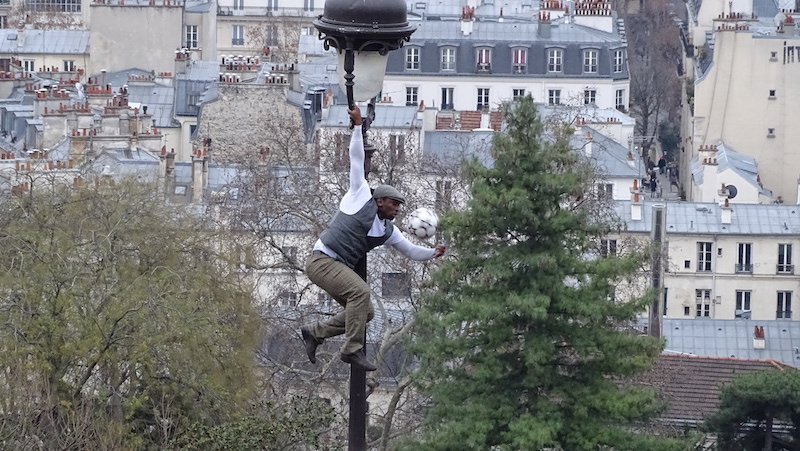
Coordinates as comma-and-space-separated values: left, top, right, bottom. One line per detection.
405, 207, 439, 239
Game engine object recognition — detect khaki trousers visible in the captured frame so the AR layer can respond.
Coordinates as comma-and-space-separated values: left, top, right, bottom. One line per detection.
305, 252, 374, 355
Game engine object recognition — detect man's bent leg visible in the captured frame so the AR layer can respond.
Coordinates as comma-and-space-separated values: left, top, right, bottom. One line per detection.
305, 253, 371, 354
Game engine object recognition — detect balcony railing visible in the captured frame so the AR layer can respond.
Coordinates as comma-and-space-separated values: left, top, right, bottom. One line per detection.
512, 64, 526, 74
777, 310, 792, 319
735, 263, 753, 273
777, 264, 794, 274
231, 38, 244, 46
476, 63, 491, 73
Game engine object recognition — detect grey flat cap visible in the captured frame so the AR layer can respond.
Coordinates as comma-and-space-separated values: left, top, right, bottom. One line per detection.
372, 184, 405, 203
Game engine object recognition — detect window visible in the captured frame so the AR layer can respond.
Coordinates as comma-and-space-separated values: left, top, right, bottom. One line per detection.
600, 239, 617, 258
613, 49, 624, 72
62, 60, 74, 72
405, 47, 420, 70
597, 183, 613, 200
382, 272, 410, 298
303, 0, 314, 10
436, 180, 452, 212
278, 291, 297, 307
615, 89, 625, 111
696, 289, 711, 317
266, 0, 277, 10
265, 25, 279, 46
185, 25, 198, 49
769, 89, 776, 98
512, 88, 526, 100
547, 48, 563, 72
736, 243, 752, 273
0, 59, 9, 72
405, 87, 418, 106
22, 59, 34, 72
767, 128, 775, 138
441, 87, 454, 110
440, 47, 456, 71
777, 291, 792, 319
584, 89, 596, 105
697, 242, 712, 271
548, 89, 561, 105
476, 47, 492, 72
233, 0, 243, 10
684, 306, 691, 316
778, 243, 793, 274
25, 0, 80, 12
512, 47, 527, 73
477, 88, 490, 110
583, 49, 598, 73
389, 134, 405, 163
735, 290, 751, 312
232, 25, 244, 46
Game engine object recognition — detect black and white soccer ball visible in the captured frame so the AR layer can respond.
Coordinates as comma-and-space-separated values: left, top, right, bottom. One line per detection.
405, 207, 439, 239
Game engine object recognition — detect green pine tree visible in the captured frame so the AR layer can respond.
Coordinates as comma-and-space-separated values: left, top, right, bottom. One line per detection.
705, 369, 800, 451
407, 96, 693, 451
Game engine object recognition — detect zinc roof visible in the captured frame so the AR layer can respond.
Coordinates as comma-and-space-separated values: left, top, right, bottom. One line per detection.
664, 318, 800, 367
0, 29, 90, 54
410, 20, 619, 43
615, 200, 800, 235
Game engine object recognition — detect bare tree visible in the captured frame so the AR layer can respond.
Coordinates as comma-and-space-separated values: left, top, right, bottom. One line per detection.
624, 0, 682, 163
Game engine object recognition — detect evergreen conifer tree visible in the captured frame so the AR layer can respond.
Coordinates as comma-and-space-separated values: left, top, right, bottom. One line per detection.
408, 96, 693, 451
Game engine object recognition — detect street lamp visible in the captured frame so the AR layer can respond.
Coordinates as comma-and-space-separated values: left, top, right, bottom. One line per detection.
313, 2, 416, 451
313, 0, 416, 108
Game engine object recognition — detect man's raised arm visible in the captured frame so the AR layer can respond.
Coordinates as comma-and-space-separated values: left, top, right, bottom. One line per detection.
347, 106, 367, 194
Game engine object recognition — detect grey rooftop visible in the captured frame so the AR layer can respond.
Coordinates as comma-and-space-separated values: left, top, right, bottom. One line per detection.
664, 318, 800, 366
614, 200, 800, 235
0, 29, 90, 55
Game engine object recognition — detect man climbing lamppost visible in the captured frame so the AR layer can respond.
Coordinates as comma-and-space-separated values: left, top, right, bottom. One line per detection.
300, 106, 445, 371
310, 2, 419, 449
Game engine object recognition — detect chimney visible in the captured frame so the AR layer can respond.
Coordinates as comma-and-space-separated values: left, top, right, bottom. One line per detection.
753, 325, 766, 349
631, 180, 643, 221
584, 131, 593, 156
538, 10, 552, 38
66, 111, 78, 132
191, 149, 204, 203
480, 109, 491, 129
720, 198, 732, 224
460, 6, 475, 35
119, 112, 130, 135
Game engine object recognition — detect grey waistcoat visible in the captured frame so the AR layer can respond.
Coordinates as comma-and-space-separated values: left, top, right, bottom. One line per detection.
320, 199, 394, 269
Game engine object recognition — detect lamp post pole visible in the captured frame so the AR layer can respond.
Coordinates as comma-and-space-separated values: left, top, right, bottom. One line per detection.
313, 2, 415, 449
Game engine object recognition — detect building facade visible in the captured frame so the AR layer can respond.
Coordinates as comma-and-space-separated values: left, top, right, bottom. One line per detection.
383, 0, 630, 113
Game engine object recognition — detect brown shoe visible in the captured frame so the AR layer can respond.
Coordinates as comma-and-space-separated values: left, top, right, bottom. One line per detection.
341, 352, 377, 372
301, 326, 320, 364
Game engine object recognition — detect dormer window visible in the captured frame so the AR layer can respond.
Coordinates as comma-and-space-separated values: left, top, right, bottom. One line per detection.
583, 49, 598, 73
476, 47, 492, 72
406, 47, 420, 70
547, 48, 563, 72
512, 47, 527, 74
440, 46, 456, 71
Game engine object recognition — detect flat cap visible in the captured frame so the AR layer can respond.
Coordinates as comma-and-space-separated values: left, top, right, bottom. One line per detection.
372, 184, 405, 204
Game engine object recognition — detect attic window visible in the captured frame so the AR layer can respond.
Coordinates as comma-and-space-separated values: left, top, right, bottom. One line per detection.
768, 128, 776, 138
769, 89, 776, 98
770, 51, 778, 61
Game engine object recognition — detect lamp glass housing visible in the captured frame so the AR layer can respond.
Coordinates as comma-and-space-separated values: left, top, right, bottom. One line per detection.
337, 51, 389, 102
